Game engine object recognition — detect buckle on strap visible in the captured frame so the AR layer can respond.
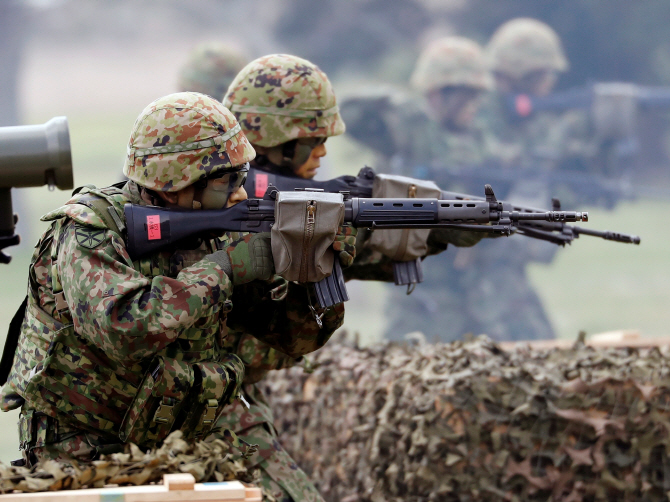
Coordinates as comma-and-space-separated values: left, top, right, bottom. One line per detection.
54, 291, 68, 312
154, 398, 175, 424
201, 399, 219, 426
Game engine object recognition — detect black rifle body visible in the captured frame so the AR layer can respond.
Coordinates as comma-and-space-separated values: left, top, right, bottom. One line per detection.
244, 167, 639, 247
124, 189, 588, 262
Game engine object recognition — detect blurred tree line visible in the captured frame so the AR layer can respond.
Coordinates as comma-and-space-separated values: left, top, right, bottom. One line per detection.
272, 0, 670, 89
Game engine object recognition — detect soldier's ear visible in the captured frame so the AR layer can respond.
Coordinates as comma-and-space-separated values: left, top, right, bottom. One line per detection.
155, 191, 179, 205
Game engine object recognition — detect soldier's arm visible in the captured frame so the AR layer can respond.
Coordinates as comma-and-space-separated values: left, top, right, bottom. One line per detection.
226, 278, 345, 359
58, 220, 233, 361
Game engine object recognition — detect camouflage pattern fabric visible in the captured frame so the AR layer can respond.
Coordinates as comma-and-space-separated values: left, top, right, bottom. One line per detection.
263, 336, 670, 502
0, 431, 261, 493
478, 91, 618, 207
410, 36, 493, 93
223, 54, 345, 148
215, 229, 345, 502
332, 225, 357, 268
178, 42, 248, 100
486, 18, 569, 78
1, 181, 242, 440
216, 384, 324, 502
123, 92, 256, 192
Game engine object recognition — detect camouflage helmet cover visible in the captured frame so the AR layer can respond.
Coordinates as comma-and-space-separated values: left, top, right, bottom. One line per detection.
411, 36, 494, 93
486, 18, 568, 79
223, 54, 345, 148
177, 42, 248, 100
123, 92, 256, 192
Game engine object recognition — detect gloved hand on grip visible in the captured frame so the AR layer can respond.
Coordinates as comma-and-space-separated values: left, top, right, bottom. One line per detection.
332, 225, 358, 268
207, 232, 274, 286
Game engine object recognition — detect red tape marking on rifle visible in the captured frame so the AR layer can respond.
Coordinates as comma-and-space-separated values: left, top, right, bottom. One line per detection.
255, 173, 268, 198
147, 215, 162, 240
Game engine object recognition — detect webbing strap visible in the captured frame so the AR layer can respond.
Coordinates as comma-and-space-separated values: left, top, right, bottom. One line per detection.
79, 197, 123, 236
0, 296, 27, 385
226, 102, 339, 119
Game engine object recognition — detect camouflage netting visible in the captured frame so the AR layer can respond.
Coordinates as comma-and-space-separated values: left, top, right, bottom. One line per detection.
263, 335, 670, 502
0, 431, 261, 494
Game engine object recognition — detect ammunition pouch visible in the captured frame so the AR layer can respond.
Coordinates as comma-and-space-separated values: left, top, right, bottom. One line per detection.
367, 174, 441, 261
119, 357, 193, 445
22, 327, 144, 435
271, 191, 345, 282
120, 355, 245, 445
21, 324, 243, 446
180, 356, 244, 441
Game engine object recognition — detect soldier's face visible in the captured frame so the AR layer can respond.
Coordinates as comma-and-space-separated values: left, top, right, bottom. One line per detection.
428, 88, 483, 131
294, 141, 327, 179
157, 183, 248, 209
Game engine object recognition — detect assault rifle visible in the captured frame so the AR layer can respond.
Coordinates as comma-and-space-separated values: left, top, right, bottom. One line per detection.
503, 82, 670, 118
125, 184, 591, 308
244, 166, 640, 247
244, 166, 640, 287
0, 117, 73, 264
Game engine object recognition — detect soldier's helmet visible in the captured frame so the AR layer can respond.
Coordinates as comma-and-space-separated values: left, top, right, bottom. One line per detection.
223, 54, 345, 148
177, 43, 248, 100
410, 36, 494, 93
123, 92, 256, 192
486, 18, 568, 79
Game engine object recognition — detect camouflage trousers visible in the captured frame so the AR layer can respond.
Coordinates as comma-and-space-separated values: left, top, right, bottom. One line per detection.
215, 383, 324, 502
19, 385, 323, 502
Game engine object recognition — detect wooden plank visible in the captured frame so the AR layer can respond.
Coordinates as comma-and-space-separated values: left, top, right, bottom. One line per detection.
163, 474, 195, 491
0, 479, 254, 502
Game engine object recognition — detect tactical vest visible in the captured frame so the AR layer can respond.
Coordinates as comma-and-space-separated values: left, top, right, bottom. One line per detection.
0, 184, 244, 447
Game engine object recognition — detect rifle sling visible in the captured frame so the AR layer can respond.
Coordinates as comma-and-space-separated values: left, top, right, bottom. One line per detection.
0, 296, 27, 386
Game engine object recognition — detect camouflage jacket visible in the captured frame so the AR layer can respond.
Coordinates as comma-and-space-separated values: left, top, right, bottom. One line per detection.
215, 159, 347, 389
0, 181, 343, 443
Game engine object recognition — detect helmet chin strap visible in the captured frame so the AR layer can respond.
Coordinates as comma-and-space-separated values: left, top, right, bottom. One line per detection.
263, 141, 313, 173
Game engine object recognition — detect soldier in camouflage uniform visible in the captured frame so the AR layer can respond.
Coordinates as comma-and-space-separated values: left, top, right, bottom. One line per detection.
482, 18, 626, 201
0, 92, 347, 481
219, 53, 488, 499
339, 37, 503, 340
456, 18, 593, 341
218, 54, 354, 502
379, 37, 505, 341
178, 42, 248, 101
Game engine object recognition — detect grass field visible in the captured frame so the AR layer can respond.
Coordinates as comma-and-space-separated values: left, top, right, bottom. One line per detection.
0, 118, 667, 463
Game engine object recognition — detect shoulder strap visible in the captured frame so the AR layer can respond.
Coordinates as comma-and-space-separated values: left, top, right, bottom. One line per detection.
77, 195, 124, 236
0, 296, 28, 386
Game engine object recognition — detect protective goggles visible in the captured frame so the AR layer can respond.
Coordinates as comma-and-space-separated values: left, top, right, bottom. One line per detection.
194, 163, 250, 198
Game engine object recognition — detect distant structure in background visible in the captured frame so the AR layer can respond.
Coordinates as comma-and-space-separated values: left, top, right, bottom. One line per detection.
0, 0, 27, 126
177, 42, 249, 100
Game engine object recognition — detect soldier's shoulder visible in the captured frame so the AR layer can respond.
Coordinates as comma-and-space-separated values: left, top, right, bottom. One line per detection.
41, 183, 132, 229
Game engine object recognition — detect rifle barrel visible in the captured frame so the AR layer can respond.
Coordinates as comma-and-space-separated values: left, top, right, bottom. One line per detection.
572, 226, 641, 244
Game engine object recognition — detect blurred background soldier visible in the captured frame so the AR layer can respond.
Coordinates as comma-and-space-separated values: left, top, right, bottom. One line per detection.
177, 42, 248, 100
341, 37, 499, 341
437, 18, 576, 342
